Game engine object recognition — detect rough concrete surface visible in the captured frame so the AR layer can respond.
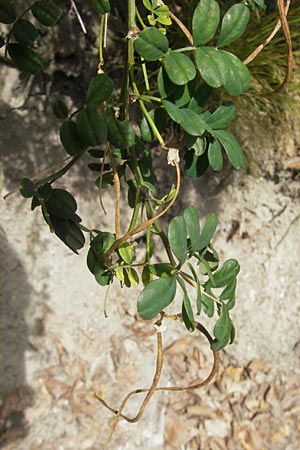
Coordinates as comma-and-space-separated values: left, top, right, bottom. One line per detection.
1, 63, 300, 450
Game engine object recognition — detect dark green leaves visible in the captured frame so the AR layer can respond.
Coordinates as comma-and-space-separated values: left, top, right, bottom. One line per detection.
183, 206, 200, 252
212, 130, 244, 170
60, 120, 86, 156
163, 52, 196, 86
134, 27, 169, 61
76, 107, 107, 146
52, 100, 68, 119
7, 44, 44, 74
168, 216, 187, 266
86, 74, 113, 106
217, 4, 250, 48
31, 1, 62, 27
45, 189, 77, 220
192, 0, 220, 46
88, 0, 110, 14
162, 100, 206, 136
104, 108, 135, 149
0, 0, 16, 24
219, 50, 251, 97
207, 102, 236, 129
13, 19, 39, 46
19, 178, 35, 198
212, 259, 240, 288
138, 276, 177, 320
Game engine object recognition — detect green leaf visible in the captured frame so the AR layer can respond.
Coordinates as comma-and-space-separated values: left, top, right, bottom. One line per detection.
206, 102, 236, 129
197, 212, 218, 251
13, 19, 39, 46
94, 262, 112, 285
192, 0, 220, 46
90, 231, 115, 259
45, 189, 77, 220
86, 73, 113, 106
211, 305, 231, 350
212, 259, 240, 288
187, 263, 202, 315
177, 275, 195, 331
31, 1, 61, 27
134, 27, 169, 61
220, 278, 236, 301
217, 4, 250, 48
212, 129, 244, 170
148, 263, 176, 278
50, 215, 85, 253
183, 149, 209, 178
127, 267, 139, 286
7, 43, 44, 74
0, 0, 16, 24
140, 108, 167, 142
138, 276, 177, 320
168, 216, 187, 266
163, 52, 196, 86
157, 67, 176, 99
188, 84, 212, 113
52, 99, 68, 119
184, 135, 206, 156
219, 50, 251, 96
202, 287, 214, 317
76, 107, 107, 146
142, 266, 153, 286
19, 178, 35, 198
196, 47, 227, 89
118, 241, 134, 264
208, 140, 223, 171
162, 101, 206, 136
104, 108, 135, 149
60, 120, 86, 156
88, 0, 110, 14
183, 206, 200, 253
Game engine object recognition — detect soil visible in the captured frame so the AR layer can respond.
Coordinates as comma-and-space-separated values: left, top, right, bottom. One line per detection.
1, 19, 300, 450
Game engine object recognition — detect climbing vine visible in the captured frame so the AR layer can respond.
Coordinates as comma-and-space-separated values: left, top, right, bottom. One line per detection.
1, 0, 293, 444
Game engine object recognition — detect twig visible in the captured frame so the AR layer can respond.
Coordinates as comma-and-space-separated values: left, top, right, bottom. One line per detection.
70, 0, 87, 34
169, 10, 194, 46
107, 144, 121, 240
104, 160, 181, 265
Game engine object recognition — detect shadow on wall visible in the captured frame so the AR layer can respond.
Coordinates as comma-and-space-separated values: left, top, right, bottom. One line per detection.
0, 225, 34, 446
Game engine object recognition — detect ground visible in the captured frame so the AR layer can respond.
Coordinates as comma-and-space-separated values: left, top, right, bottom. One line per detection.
1, 63, 300, 450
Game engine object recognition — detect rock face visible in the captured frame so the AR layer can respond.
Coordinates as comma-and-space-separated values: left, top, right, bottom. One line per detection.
1, 37, 300, 450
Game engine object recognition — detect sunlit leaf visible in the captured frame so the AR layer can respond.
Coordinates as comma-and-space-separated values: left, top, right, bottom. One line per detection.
212, 259, 240, 288
168, 215, 187, 266
183, 206, 200, 253
212, 129, 244, 169
137, 276, 177, 320
197, 212, 218, 251
163, 52, 196, 86
208, 140, 223, 171
118, 241, 134, 264
206, 102, 236, 129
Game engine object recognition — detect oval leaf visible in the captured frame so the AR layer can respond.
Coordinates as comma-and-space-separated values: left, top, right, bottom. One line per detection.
104, 108, 135, 149
192, 0, 220, 46
217, 4, 250, 48
76, 107, 107, 146
163, 52, 196, 86
212, 259, 240, 288
211, 305, 231, 350
13, 19, 39, 46
45, 189, 77, 220
19, 178, 35, 198
7, 43, 44, 74
118, 241, 134, 264
60, 120, 86, 156
220, 50, 250, 96
212, 129, 244, 169
137, 276, 177, 320
183, 206, 200, 253
134, 27, 169, 61
197, 212, 218, 251
168, 216, 187, 266
0, 0, 16, 24
52, 99, 68, 119
31, 1, 61, 26
208, 140, 223, 171
86, 73, 113, 106
196, 47, 227, 88
206, 102, 236, 129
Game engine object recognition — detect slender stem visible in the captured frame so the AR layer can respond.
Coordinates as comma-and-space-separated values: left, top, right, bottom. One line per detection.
99, 14, 105, 67
136, 6, 147, 29
128, 0, 137, 29
107, 144, 121, 239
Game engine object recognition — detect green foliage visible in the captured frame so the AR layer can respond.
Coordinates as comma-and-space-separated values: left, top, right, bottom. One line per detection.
3, 0, 277, 360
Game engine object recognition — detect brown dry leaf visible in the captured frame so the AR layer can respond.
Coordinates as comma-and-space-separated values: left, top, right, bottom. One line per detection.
187, 404, 216, 419
225, 365, 244, 382
164, 412, 198, 448
246, 359, 267, 375
165, 336, 192, 355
